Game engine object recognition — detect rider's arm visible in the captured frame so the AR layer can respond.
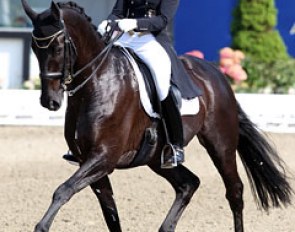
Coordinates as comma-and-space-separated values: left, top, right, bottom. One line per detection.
108, 0, 126, 20
107, 0, 179, 33
136, 0, 179, 32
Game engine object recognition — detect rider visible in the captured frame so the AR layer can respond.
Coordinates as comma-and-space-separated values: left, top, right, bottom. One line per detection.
64, 0, 201, 168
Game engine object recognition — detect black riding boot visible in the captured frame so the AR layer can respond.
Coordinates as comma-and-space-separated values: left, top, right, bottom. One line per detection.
160, 90, 184, 168
63, 150, 79, 166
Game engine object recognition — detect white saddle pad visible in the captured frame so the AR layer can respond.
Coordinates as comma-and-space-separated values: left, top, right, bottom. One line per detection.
120, 47, 200, 118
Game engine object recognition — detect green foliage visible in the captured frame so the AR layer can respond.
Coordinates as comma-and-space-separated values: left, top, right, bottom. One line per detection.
230, 0, 293, 94
231, 0, 289, 63
232, 30, 289, 63
23, 78, 41, 90
235, 58, 295, 94
232, 0, 277, 32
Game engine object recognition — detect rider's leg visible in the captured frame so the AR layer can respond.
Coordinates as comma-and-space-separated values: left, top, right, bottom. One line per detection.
160, 88, 184, 168
63, 150, 79, 165
117, 32, 184, 168
115, 32, 171, 100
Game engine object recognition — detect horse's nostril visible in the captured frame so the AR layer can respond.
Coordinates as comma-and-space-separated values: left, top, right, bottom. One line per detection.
49, 100, 54, 110
49, 100, 60, 111
40, 91, 63, 111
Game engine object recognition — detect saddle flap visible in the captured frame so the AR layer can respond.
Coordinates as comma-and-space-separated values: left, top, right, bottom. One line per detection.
122, 47, 160, 114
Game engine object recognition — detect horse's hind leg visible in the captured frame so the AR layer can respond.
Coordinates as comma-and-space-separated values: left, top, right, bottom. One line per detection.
149, 164, 200, 232
90, 176, 122, 232
198, 132, 244, 232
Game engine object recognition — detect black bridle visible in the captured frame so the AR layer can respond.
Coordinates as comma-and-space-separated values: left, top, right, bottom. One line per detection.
32, 17, 77, 85
32, 13, 121, 96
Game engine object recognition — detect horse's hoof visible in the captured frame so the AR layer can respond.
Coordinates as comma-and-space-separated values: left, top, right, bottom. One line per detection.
34, 222, 50, 232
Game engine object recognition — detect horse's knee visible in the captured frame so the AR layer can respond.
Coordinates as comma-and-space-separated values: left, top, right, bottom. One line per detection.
52, 183, 74, 205
191, 175, 201, 191
176, 175, 200, 204
184, 175, 200, 196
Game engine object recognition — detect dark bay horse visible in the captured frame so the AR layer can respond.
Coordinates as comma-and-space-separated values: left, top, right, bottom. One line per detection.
22, 1, 293, 232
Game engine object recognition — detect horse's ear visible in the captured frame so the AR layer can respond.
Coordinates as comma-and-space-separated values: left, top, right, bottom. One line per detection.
51, 1, 61, 20
21, 0, 37, 21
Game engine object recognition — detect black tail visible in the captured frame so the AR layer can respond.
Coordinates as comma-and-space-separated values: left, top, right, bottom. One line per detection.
237, 103, 293, 211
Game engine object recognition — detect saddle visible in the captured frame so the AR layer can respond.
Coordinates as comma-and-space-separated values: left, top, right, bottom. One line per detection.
121, 47, 182, 114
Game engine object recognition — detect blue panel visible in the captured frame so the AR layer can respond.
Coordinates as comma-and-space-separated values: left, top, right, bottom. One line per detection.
174, 0, 238, 61
276, 1, 295, 58
174, 0, 295, 61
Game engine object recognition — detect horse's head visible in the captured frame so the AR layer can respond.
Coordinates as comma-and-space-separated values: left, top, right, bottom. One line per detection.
22, 0, 77, 111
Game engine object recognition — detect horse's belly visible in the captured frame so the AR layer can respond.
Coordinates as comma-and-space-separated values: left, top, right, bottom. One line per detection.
116, 150, 138, 168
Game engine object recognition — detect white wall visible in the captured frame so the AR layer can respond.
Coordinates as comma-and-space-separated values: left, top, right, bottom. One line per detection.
0, 92, 295, 133
0, 38, 24, 89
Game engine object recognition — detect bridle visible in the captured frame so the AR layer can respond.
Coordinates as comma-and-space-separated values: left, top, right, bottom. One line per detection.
32, 18, 77, 86
32, 12, 121, 96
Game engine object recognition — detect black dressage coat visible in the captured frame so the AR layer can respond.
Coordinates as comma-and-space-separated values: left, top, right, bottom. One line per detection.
108, 0, 202, 99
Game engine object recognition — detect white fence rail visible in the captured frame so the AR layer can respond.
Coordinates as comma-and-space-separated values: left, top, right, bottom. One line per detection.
0, 90, 66, 126
236, 94, 295, 133
1, 90, 295, 133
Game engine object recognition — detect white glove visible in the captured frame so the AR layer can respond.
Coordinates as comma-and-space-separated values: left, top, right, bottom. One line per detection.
117, 19, 137, 32
97, 20, 111, 36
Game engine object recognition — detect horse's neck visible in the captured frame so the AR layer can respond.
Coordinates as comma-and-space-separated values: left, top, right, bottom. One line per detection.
65, 46, 141, 146
75, 32, 105, 69
64, 13, 105, 68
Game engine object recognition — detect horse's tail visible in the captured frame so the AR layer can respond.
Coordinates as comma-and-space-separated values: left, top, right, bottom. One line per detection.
237, 103, 293, 211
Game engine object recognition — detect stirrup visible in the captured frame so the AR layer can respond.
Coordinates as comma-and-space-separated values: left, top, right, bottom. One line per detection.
63, 150, 79, 166
161, 143, 184, 169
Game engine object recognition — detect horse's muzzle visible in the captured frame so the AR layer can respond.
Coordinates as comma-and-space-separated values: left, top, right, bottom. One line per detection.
40, 88, 64, 111
41, 98, 61, 111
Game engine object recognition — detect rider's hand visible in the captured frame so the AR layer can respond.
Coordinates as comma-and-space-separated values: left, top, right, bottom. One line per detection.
117, 19, 137, 32
97, 20, 111, 36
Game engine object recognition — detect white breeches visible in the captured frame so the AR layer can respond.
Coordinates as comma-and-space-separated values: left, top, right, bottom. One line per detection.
114, 32, 171, 101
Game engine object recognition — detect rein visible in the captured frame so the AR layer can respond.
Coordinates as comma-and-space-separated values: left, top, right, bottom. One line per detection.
66, 21, 123, 96
67, 37, 119, 96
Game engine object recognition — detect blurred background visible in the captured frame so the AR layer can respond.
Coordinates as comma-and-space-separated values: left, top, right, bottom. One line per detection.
0, 0, 116, 89
0, 0, 295, 129
0, 2, 295, 231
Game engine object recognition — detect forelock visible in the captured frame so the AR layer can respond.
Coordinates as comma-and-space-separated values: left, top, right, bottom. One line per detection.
32, 9, 62, 37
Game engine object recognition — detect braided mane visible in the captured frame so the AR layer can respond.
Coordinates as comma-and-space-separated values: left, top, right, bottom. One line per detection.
57, 1, 97, 30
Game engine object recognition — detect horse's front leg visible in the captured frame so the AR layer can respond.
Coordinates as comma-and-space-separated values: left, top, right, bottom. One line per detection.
91, 176, 122, 232
34, 156, 109, 232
